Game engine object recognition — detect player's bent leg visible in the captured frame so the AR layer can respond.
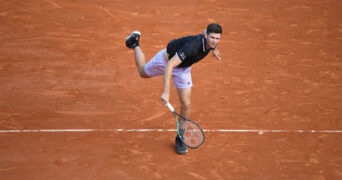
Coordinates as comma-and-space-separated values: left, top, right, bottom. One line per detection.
133, 47, 150, 78
125, 31, 149, 78
177, 87, 192, 119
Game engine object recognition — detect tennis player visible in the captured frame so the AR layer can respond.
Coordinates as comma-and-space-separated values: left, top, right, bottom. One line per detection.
125, 23, 222, 154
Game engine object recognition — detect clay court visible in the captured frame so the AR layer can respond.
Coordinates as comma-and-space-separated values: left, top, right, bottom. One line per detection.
0, 0, 341, 179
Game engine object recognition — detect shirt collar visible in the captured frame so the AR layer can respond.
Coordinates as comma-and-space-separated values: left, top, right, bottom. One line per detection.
202, 36, 206, 52
202, 35, 214, 52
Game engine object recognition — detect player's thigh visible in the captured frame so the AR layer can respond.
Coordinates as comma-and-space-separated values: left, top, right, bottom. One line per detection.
144, 49, 166, 77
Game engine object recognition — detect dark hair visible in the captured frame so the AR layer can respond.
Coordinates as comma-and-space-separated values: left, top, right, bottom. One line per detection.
207, 23, 222, 34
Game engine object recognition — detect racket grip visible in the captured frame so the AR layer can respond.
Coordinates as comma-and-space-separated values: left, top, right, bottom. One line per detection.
166, 102, 175, 112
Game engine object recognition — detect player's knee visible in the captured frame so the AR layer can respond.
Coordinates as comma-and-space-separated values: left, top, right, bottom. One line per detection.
180, 100, 191, 111
138, 72, 149, 78
138, 68, 149, 78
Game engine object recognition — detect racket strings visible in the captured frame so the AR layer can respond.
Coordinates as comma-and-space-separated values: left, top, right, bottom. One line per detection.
178, 120, 204, 148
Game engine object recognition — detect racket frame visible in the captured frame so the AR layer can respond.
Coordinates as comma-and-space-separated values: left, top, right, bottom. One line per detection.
166, 102, 205, 149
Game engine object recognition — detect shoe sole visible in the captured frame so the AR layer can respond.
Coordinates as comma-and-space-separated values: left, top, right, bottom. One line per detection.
126, 31, 141, 40
176, 149, 188, 155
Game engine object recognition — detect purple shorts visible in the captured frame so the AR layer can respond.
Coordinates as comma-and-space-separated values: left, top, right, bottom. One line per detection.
144, 49, 192, 89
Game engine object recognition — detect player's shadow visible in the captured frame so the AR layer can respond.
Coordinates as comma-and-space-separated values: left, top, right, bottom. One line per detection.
167, 142, 184, 155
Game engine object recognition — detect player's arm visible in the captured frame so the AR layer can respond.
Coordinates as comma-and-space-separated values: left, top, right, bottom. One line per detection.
160, 54, 182, 104
212, 47, 221, 61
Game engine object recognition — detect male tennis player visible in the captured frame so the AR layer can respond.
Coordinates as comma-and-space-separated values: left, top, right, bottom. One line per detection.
125, 23, 222, 154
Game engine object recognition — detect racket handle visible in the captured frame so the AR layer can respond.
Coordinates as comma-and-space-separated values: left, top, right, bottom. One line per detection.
166, 102, 175, 112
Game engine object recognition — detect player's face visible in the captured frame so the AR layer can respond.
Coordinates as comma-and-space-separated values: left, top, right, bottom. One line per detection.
205, 33, 221, 49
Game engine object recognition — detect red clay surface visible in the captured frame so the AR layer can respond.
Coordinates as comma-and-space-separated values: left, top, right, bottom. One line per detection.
0, 0, 341, 179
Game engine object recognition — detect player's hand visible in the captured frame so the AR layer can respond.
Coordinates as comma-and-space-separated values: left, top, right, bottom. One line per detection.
160, 92, 170, 105
212, 48, 221, 61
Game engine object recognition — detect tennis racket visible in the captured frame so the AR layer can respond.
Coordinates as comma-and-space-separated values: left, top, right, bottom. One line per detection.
166, 102, 205, 149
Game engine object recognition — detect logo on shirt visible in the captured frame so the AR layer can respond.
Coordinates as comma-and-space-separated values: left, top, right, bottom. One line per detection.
178, 52, 186, 60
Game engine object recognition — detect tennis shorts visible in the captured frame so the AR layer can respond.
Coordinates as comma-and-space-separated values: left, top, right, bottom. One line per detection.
144, 49, 192, 89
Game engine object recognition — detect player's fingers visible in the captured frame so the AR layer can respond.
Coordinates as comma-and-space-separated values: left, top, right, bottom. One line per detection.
213, 53, 221, 61
160, 96, 168, 105
161, 99, 167, 105
216, 55, 221, 61
212, 50, 221, 61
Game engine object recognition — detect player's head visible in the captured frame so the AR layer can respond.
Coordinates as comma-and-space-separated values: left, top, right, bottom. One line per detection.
206, 23, 222, 34
205, 23, 222, 49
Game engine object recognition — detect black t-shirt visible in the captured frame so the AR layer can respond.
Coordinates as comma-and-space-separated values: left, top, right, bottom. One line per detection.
166, 34, 213, 67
